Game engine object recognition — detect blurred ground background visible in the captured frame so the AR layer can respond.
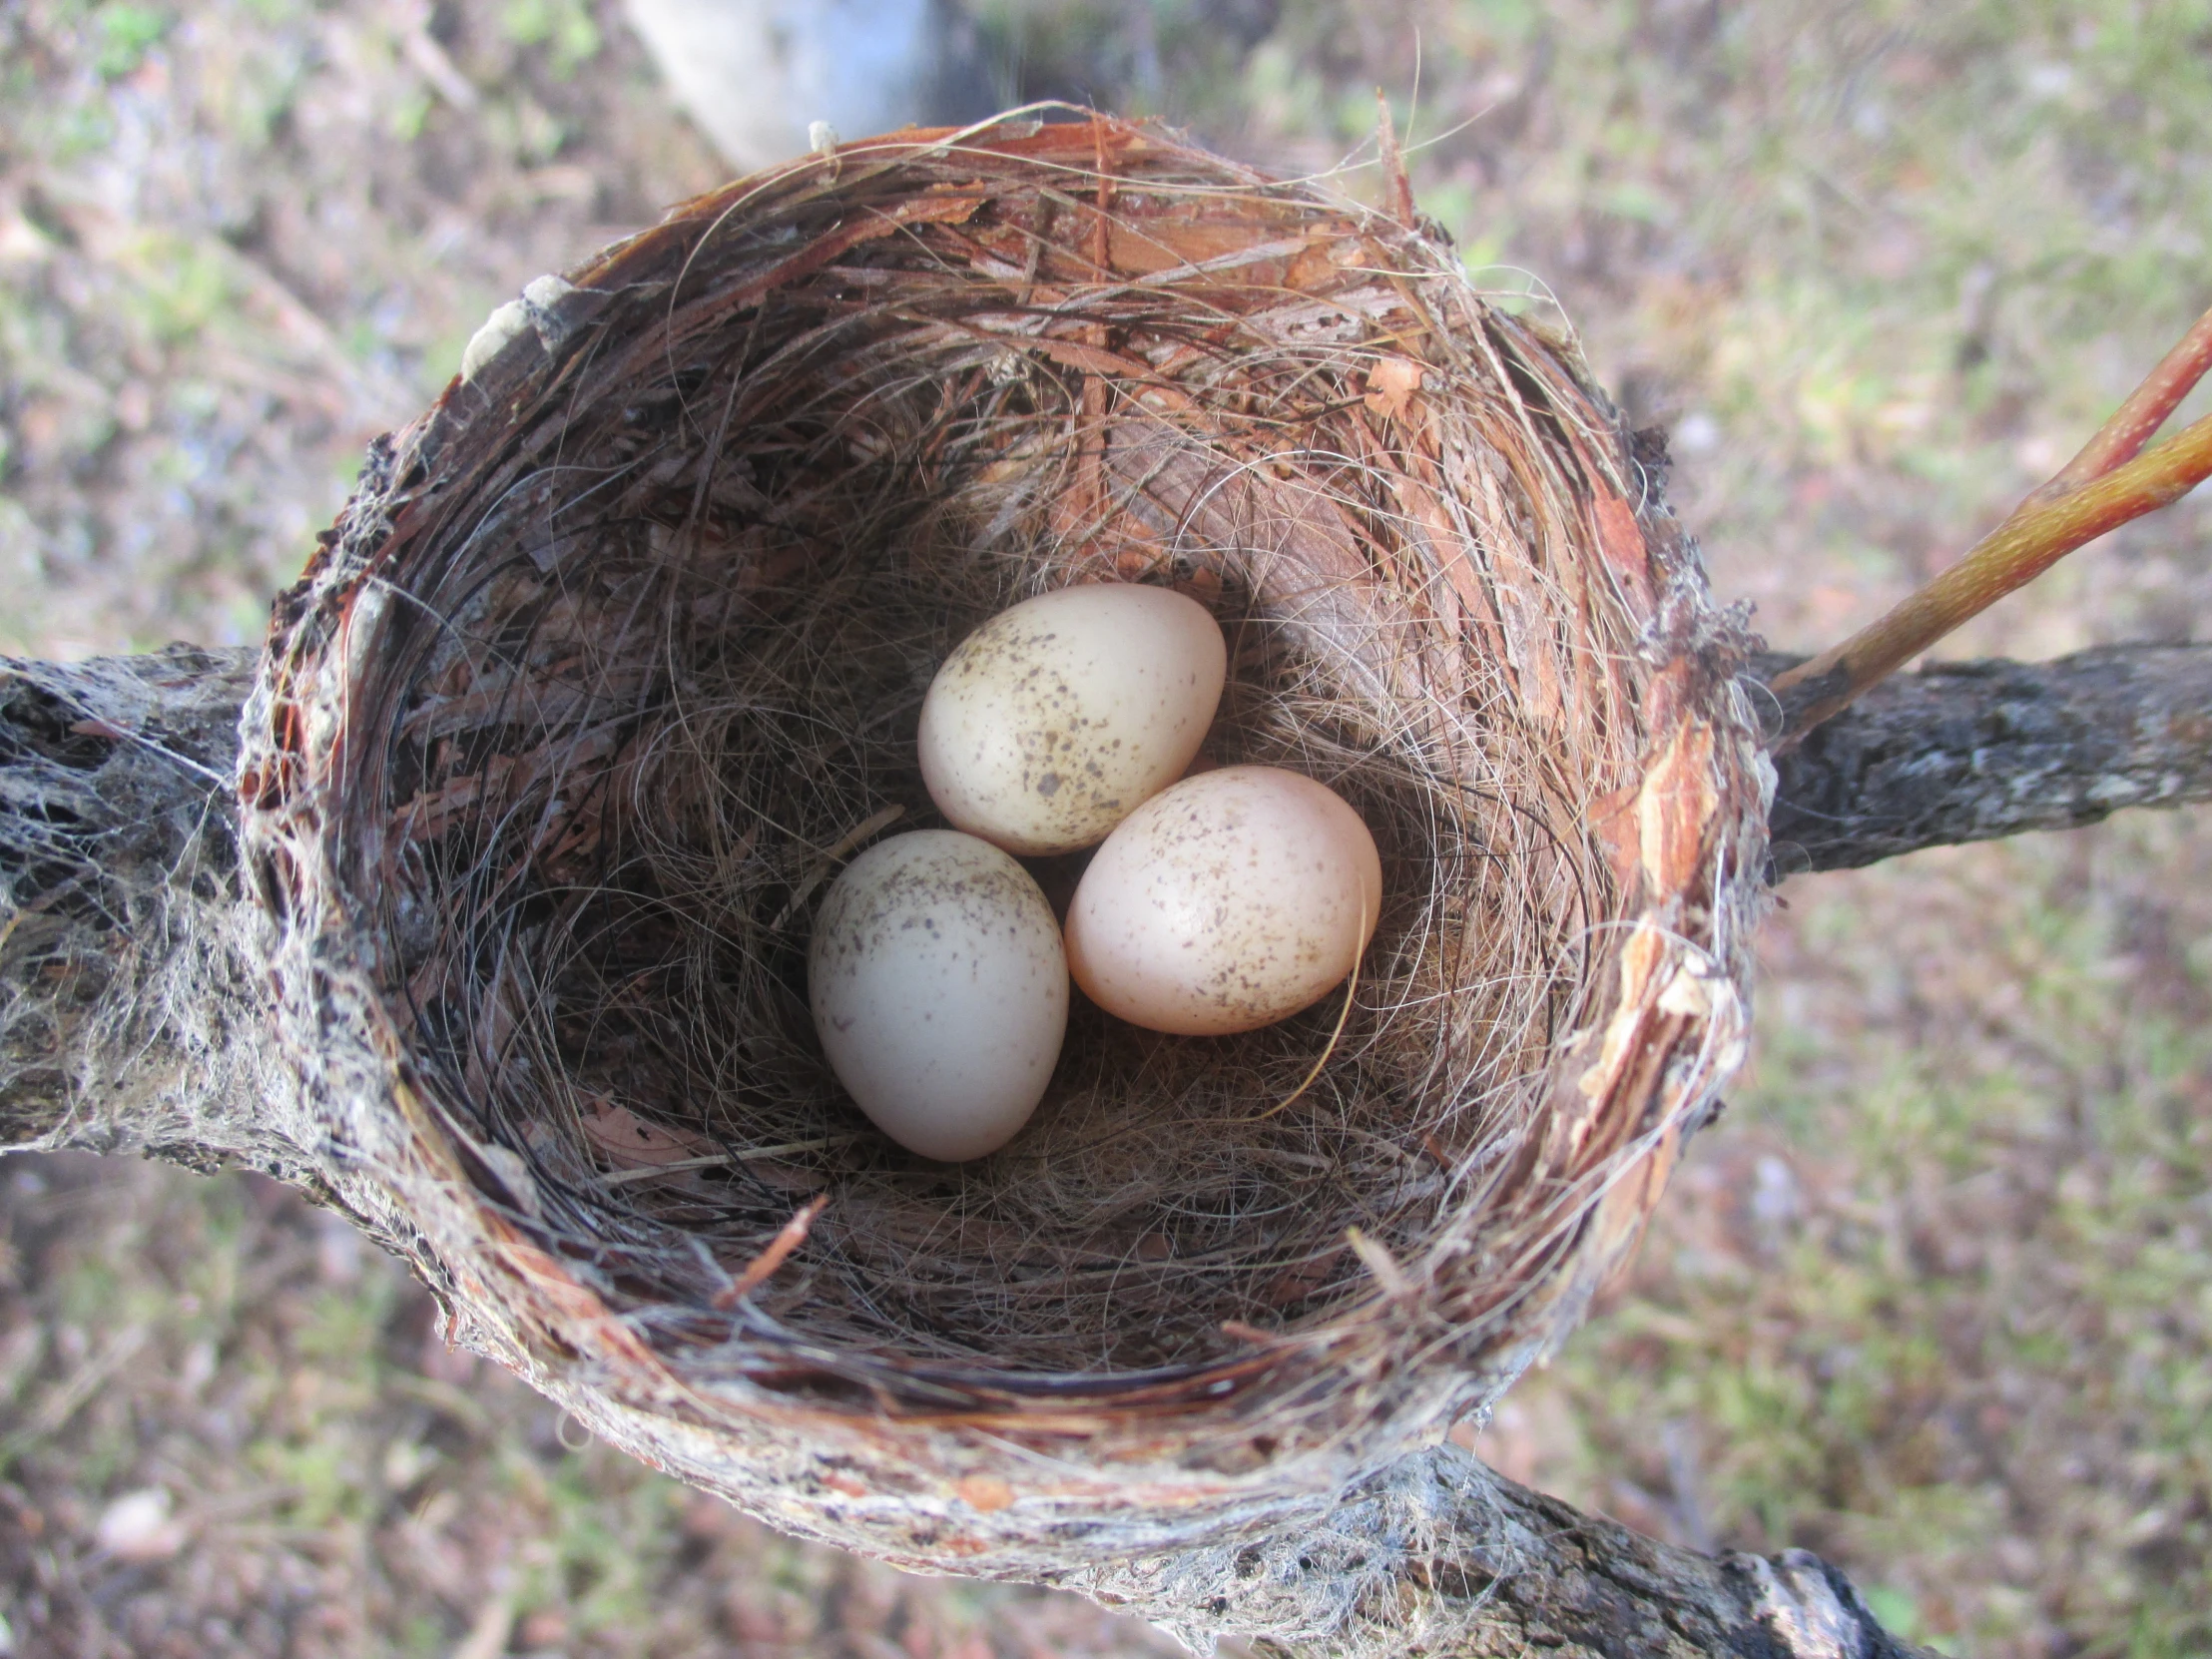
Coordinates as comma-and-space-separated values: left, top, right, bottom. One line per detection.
2, 1, 2209, 1653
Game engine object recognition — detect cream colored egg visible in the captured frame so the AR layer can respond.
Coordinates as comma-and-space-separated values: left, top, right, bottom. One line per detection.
1065, 766, 1382, 1036
809, 830, 1068, 1161
918, 584, 1227, 855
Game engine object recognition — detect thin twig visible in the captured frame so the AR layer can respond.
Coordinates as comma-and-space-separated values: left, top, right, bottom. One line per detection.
713, 1195, 830, 1310
2026, 302, 2212, 507
598, 1135, 864, 1185
1771, 306, 2212, 748
598, 1154, 732, 1185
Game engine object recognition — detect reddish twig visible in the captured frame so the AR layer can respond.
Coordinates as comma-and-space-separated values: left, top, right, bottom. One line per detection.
1771, 304, 2212, 748
713, 1194, 830, 1309
1375, 90, 1416, 230
2026, 303, 2212, 508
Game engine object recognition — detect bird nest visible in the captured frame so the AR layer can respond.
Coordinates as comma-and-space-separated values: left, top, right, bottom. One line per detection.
239, 115, 1767, 1568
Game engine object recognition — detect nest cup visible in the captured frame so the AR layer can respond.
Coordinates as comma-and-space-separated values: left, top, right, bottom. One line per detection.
241, 116, 1766, 1566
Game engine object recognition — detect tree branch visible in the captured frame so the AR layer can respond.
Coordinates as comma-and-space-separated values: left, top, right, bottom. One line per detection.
1759, 645, 2212, 874
17, 639, 2203, 1656
1766, 302, 2212, 744
1086, 1443, 1936, 1656
19, 642, 2203, 1151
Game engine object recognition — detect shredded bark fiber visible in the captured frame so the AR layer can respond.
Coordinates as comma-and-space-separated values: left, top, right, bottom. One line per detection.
237, 114, 1769, 1573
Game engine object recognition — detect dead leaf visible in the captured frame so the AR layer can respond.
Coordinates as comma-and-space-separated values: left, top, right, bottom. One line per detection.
580, 1100, 716, 1170
1364, 355, 1425, 420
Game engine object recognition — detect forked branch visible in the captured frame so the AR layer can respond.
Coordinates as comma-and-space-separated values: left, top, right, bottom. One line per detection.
1771, 304, 2212, 745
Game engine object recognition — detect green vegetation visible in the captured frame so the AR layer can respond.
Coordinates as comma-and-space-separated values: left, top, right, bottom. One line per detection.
0, 0, 717, 655
499, 0, 603, 81
1498, 824, 2212, 1654
93, 4, 173, 79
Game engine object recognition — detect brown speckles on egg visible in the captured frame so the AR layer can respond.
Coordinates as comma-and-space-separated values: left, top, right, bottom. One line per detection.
1063, 766, 1382, 1036
915, 584, 1226, 855
808, 830, 1068, 1161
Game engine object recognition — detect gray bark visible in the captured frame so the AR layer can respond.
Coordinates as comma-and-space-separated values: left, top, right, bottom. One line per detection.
20, 638, 2209, 1655
1761, 646, 2212, 873
1086, 1443, 1929, 1656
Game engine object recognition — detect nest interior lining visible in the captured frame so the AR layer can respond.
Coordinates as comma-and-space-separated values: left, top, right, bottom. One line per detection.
344, 124, 1647, 1396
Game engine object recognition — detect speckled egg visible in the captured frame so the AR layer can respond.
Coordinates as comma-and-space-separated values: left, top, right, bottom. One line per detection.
809, 830, 1068, 1161
917, 584, 1227, 855
1064, 766, 1382, 1036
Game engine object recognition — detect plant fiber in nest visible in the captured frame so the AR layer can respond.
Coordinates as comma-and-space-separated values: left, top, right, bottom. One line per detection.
238, 115, 1769, 1570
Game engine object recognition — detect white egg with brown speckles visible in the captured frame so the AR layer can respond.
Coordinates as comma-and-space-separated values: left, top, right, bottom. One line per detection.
918, 584, 1226, 855
1064, 766, 1382, 1036
809, 830, 1068, 1161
